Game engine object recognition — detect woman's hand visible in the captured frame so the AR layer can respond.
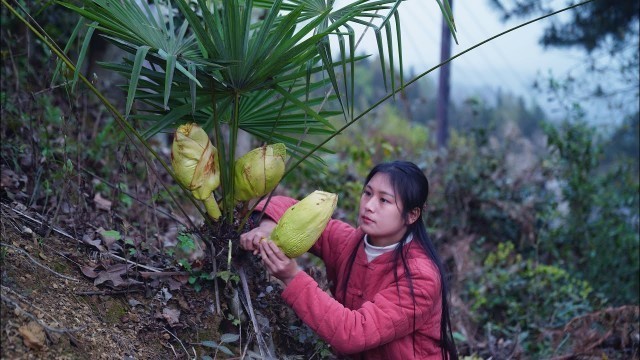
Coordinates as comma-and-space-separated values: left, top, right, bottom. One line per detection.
240, 218, 277, 255
259, 240, 300, 286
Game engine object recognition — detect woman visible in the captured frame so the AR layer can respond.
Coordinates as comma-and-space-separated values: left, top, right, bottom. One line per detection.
240, 161, 458, 359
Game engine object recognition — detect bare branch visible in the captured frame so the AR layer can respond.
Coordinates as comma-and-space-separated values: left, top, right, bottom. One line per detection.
1, 242, 80, 282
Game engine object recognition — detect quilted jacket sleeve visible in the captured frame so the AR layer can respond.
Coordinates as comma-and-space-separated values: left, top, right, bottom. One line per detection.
280, 260, 441, 354
254, 196, 298, 223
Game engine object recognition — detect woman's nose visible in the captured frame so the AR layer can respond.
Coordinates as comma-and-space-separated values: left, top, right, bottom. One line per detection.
364, 197, 375, 212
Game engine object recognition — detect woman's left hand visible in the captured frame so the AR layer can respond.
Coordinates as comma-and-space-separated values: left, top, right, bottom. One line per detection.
259, 240, 300, 286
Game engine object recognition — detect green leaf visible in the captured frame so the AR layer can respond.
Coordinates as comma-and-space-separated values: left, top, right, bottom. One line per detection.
52, 17, 85, 87
200, 340, 218, 348
72, 21, 98, 92
220, 333, 240, 343
100, 230, 122, 240
272, 84, 335, 130
217, 345, 234, 356
159, 50, 177, 110
125, 45, 151, 117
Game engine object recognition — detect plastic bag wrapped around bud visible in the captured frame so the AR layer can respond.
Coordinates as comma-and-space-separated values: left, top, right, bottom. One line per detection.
270, 190, 338, 258
234, 143, 286, 201
171, 123, 221, 219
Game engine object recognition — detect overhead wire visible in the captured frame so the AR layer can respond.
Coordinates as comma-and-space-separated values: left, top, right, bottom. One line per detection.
401, 2, 498, 93
452, 8, 528, 98
458, 4, 534, 94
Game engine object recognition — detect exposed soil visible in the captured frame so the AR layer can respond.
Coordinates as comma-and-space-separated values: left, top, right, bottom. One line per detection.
0, 198, 330, 360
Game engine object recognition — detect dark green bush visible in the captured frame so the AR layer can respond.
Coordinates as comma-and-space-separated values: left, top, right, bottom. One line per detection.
539, 120, 640, 305
464, 241, 602, 355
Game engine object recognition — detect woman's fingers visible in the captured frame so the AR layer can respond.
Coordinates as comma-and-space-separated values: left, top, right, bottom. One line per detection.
259, 241, 285, 269
258, 240, 299, 285
259, 242, 276, 270
266, 240, 288, 261
240, 228, 268, 253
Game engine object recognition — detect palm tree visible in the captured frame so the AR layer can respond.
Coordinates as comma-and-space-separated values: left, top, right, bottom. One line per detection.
47, 0, 454, 223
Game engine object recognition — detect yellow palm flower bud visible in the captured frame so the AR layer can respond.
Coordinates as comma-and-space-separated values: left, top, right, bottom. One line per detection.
171, 123, 221, 220
234, 143, 286, 201
270, 190, 338, 258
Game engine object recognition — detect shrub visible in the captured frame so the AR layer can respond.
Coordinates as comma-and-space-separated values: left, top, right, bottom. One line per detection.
539, 120, 640, 305
464, 242, 602, 356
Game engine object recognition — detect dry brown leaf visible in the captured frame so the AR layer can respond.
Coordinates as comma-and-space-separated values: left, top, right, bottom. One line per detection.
162, 307, 181, 327
80, 265, 100, 279
81, 233, 106, 252
97, 227, 121, 249
165, 277, 183, 291
94, 264, 131, 287
18, 321, 46, 350
93, 193, 112, 211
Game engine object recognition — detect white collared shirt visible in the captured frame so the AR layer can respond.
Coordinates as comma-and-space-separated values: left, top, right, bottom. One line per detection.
364, 233, 414, 262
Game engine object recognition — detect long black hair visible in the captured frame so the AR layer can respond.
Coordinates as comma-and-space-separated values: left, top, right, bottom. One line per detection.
341, 161, 458, 359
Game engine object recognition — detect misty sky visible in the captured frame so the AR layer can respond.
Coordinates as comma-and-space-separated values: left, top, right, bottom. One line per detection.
343, 1, 634, 127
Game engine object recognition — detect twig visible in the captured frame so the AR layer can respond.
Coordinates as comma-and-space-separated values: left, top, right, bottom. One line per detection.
2, 203, 76, 241
240, 331, 255, 360
506, 328, 521, 360
138, 271, 189, 278
31, 82, 71, 95
551, 352, 589, 360
75, 289, 144, 296
108, 253, 164, 273
2, 204, 164, 273
163, 327, 192, 359
238, 266, 273, 359
78, 164, 187, 226
166, 342, 178, 357
2, 285, 65, 327
0, 242, 80, 282
211, 244, 221, 315
145, 161, 165, 253
42, 243, 82, 267
0, 294, 86, 333
43, 176, 70, 239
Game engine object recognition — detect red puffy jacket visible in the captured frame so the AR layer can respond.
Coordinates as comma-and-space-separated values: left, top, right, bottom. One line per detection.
257, 196, 444, 359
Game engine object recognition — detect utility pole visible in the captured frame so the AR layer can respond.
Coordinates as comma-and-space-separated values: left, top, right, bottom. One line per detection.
436, 0, 453, 148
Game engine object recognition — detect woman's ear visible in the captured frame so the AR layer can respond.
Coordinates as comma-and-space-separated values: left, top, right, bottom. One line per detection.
407, 207, 421, 225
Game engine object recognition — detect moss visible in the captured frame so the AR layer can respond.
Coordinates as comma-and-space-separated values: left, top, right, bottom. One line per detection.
104, 300, 127, 324
52, 261, 68, 274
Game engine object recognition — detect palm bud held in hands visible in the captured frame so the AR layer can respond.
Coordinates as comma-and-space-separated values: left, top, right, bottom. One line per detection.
270, 190, 338, 258
171, 123, 221, 220
234, 143, 286, 201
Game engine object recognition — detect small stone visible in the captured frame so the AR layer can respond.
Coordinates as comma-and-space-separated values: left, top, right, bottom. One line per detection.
129, 313, 140, 323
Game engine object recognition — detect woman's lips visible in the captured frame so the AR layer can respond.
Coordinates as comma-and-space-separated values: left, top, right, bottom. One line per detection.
361, 215, 374, 224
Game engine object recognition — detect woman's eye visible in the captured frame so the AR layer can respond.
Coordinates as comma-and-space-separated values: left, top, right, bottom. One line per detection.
380, 198, 389, 203
363, 190, 372, 196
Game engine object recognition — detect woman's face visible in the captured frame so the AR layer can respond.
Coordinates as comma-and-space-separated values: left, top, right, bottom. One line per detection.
358, 173, 408, 247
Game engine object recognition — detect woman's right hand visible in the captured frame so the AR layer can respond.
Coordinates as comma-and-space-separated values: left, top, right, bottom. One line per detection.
239, 217, 277, 255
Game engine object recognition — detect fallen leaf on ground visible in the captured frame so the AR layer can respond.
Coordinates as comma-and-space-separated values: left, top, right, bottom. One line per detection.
94, 264, 131, 287
162, 307, 181, 327
80, 265, 100, 279
93, 193, 112, 211
81, 233, 106, 252
18, 321, 46, 350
